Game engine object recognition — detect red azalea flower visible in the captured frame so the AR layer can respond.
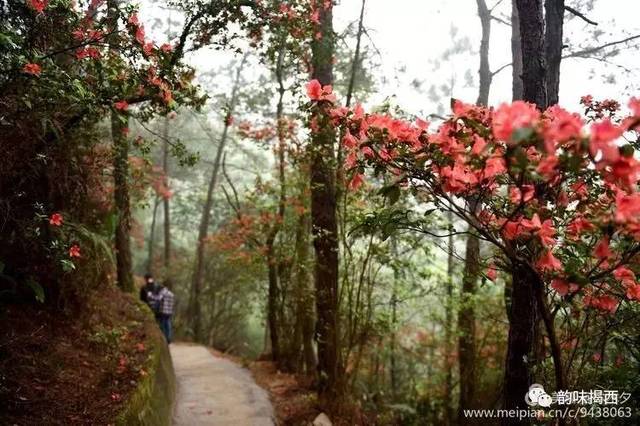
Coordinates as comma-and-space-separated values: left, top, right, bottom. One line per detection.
69, 244, 81, 258
160, 43, 173, 53
114, 100, 129, 111
536, 250, 562, 272
49, 213, 63, 226
128, 13, 139, 26
162, 89, 173, 105
486, 264, 498, 282
135, 26, 146, 45
76, 47, 102, 60
27, 0, 48, 13
492, 101, 540, 141
626, 284, 640, 301
23, 63, 41, 76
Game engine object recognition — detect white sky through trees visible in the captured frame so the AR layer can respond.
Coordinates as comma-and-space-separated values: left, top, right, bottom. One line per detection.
334, 0, 640, 115
143, 0, 640, 118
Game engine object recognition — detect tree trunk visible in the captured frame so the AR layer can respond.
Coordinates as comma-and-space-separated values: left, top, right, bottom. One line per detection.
444, 211, 454, 425
266, 256, 280, 361
345, 0, 366, 109
147, 196, 160, 273
476, 0, 492, 106
310, 1, 340, 402
162, 119, 172, 269
503, 263, 539, 425
390, 259, 399, 401
545, 0, 564, 106
265, 44, 287, 364
112, 114, 135, 293
107, 0, 133, 293
456, 0, 491, 407
516, 0, 547, 109
189, 55, 247, 341
458, 229, 479, 422
294, 210, 317, 375
511, 0, 524, 100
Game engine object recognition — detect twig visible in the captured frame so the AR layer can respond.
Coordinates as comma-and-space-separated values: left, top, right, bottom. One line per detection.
564, 5, 598, 26
491, 61, 512, 77
563, 34, 640, 59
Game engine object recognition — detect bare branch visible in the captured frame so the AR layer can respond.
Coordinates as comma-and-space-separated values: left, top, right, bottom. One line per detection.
490, 14, 511, 26
563, 34, 640, 59
564, 5, 598, 26
489, 0, 506, 12
491, 61, 513, 77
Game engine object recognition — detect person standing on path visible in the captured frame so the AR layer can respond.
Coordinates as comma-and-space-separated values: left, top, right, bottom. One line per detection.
139, 273, 155, 304
157, 280, 175, 344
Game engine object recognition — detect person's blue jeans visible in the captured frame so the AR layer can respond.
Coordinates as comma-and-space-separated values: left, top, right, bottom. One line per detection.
157, 314, 172, 344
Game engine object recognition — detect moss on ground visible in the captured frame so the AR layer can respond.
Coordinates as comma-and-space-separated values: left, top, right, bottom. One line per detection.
116, 311, 175, 426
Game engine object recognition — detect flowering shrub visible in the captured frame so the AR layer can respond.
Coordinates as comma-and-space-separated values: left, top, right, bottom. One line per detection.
0, 0, 260, 303
306, 79, 640, 315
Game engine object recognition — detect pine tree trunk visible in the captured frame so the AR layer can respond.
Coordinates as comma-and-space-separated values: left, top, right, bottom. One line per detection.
147, 196, 160, 273
511, 0, 524, 101
476, 0, 492, 106
503, 263, 539, 424
458, 228, 479, 421
294, 210, 317, 375
504, 5, 547, 423
265, 45, 287, 364
189, 55, 247, 341
266, 257, 280, 361
516, 0, 547, 109
112, 114, 134, 293
456, 0, 491, 410
444, 210, 454, 425
310, 1, 340, 402
545, 0, 564, 106
107, 0, 133, 293
162, 119, 171, 269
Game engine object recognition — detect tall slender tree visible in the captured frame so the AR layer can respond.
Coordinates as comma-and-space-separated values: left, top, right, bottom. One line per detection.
444, 208, 455, 425
516, 0, 547, 110
264, 44, 287, 363
545, 0, 565, 106
189, 55, 248, 341
512, 1, 524, 98
108, 0, 134, 293
162, 114, 172, 270
310, 1, 341, 402
503, 2, 547, 422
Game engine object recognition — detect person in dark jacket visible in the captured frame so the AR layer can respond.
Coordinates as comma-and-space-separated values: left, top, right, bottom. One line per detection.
140, 273, 155, 304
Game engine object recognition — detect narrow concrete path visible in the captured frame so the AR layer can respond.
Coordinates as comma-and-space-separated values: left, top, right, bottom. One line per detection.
171, 343, 274, 426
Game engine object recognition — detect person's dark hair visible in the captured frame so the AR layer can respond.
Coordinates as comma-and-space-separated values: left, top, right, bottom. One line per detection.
144, 273, 153, 281
164, 278, 173, 290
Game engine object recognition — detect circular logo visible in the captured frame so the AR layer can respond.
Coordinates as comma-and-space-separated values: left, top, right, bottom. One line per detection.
525, 384, 550, 407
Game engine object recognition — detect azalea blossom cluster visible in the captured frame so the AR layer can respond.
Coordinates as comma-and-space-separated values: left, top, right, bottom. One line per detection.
274, 0, 332, 41
47, 213, 82, 260
306, 79, 640, 314
23, 0, 180, 111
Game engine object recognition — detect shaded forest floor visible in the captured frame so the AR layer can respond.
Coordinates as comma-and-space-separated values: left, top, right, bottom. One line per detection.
0, 286, 156, 425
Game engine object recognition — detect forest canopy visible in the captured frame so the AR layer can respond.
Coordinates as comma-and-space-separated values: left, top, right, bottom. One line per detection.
2, 0, 640, 425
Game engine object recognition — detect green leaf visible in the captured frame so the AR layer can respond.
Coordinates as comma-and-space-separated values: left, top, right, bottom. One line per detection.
511, 127, 534, 143
60, 259, 76, 272
379, 184, 401, 206
26, 278, 45, 303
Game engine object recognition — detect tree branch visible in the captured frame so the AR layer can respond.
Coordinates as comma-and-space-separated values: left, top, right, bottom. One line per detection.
490, 14, 511, 26
491, 61, 512, 77
563, 34, 640, 59
564, 5, 598, 26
